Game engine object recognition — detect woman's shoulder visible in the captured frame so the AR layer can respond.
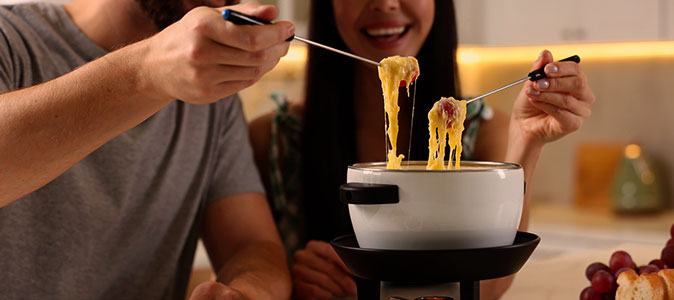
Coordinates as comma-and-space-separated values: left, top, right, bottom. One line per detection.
249, 98, 304, 136
248, 97, 305, 163
288, 97, 306, 118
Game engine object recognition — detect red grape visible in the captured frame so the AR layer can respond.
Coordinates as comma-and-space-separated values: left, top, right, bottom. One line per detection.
586, 262, 611, 281
649, 259, 667, 270
602, 292, 616, 300
638, 264, 660, 274
580, 286, 603, 300
592, 270, 616, 293
666, 238, 674, 247
661, 245, 674, 267
615, 267, 634, 278
670, 222, 674, 238
609, 250, 636, 273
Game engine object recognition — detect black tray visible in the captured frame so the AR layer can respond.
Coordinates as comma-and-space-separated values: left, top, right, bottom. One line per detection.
332, 232, 539, 283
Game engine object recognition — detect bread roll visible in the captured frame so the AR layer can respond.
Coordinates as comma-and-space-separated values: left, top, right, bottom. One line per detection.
616, 269, 667, 300
659, 269, 674, 300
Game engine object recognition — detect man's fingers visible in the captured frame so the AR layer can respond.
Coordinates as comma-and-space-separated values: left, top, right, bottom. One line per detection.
190, 6, 293, 52
206, 41, 290, 67
225, 2, 279, 22
222, 21, 294, 51
212, 3, 294, 51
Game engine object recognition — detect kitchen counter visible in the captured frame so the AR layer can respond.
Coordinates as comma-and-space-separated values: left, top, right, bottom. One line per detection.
501, 203, 672, 300
187, 203, 674, 299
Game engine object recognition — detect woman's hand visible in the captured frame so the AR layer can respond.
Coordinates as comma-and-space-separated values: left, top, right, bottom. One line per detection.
511, 50, 596, 147
292, 240, 358, 300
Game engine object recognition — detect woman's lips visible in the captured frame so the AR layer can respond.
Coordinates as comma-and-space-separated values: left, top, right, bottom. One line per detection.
361, 24, 411, 49
365, 26, 406, 37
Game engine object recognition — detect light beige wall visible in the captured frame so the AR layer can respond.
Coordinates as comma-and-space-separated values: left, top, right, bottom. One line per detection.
472, 56, 674, 206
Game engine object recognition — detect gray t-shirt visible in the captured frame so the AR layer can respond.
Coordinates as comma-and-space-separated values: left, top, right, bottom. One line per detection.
0, 3, 265, 299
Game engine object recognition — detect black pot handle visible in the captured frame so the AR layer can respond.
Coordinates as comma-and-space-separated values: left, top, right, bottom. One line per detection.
340, 183, 399, 205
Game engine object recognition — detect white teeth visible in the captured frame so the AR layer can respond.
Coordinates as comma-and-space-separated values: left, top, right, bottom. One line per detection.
366, 26, 406, 37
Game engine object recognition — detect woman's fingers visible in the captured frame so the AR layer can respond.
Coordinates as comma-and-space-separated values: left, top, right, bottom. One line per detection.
528, 99, 584, 133
531, 49, 553, 71
291, 263, 344, 297
293, 280, 335, 300
543, 60, 582, 78
294, 244, 356, 296
306, 240, 352, 274
527, 87, 591, 118
533, 75, 589, 99
536, 59, 596, 105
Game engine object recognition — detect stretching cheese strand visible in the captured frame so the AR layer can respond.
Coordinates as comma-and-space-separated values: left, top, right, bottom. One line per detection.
378, 56, 419, 170
427, 97, 467, 170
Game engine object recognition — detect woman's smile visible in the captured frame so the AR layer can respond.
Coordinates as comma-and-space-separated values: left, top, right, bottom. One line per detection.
361, 22, 411, 49
333, 0, 434, 61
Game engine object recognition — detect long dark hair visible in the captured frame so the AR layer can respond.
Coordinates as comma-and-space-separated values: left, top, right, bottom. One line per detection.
300, 0, 460, 242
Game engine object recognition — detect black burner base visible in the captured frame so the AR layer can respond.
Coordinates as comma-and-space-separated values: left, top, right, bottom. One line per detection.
352, 277, 472, 300
331, 232, 540, 300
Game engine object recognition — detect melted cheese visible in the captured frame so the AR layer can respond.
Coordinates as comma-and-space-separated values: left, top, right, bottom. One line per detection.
378, 56, 419, 170
427, 97, 467, 170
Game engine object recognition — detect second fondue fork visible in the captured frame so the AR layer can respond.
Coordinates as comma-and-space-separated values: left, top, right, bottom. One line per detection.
465, 55, 581, 104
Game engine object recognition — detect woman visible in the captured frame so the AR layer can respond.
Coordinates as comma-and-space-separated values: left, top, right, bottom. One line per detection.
249, 0, 595, 299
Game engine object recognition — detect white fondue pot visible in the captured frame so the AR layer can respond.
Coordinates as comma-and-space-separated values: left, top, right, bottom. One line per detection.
340, 161, 524, 250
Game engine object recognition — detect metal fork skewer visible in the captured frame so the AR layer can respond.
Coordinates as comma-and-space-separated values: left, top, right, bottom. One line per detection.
222, 9, 381, 67
293, 36, 380, 66
465, 77, 529, 104
464, 55, 581, 104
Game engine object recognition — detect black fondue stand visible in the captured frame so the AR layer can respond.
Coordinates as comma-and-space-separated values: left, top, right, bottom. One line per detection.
334, 183, 540, 300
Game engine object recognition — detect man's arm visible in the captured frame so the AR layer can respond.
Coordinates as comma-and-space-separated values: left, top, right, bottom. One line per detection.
201, 192, 291, 300
0, 4, 293, 207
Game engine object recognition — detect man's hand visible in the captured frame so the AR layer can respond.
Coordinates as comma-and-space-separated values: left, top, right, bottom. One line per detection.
188, 281, 249, 300
292, 240, 357, 300
510, 49, 596, 148
139, 2, 294, 104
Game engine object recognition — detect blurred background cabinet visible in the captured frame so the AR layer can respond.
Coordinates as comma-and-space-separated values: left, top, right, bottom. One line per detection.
455, 0, 673, 45
259, 0, 674, 45
25, 0, 674, 45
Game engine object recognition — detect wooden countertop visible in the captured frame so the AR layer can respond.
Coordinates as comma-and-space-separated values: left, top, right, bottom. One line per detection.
501, 203, 673, 300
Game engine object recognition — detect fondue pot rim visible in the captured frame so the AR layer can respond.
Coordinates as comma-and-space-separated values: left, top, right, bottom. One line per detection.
349, 161, 522, 173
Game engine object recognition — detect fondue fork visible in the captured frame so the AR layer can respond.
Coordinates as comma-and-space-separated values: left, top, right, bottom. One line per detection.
221, 9, 381, 67
464, 55, 581, 104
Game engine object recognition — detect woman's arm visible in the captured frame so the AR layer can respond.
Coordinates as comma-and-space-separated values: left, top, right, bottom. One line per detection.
249, 112, 276, 195
474, 50, 595, 300
471, 109, 519, 300
248, 101, 305, 196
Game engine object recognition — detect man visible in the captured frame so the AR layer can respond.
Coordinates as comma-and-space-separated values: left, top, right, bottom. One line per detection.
0, 0, 294, 299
